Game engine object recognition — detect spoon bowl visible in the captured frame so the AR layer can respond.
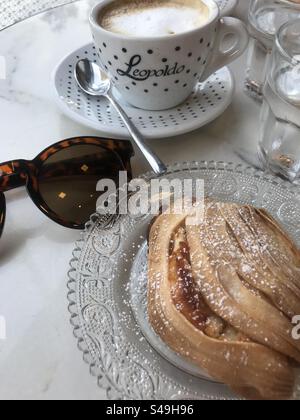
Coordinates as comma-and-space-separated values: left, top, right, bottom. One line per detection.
75, 59, 111, 97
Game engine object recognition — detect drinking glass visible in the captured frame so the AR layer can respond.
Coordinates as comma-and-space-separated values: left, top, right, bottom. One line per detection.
259, 18, 300, 182
245, 0, 300, 101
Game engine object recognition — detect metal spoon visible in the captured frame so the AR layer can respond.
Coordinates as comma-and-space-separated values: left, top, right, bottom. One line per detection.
75, 59, 167, 176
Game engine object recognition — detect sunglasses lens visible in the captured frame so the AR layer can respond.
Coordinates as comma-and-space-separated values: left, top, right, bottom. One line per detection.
37, 144, 127, 228
0, 193, 6, 237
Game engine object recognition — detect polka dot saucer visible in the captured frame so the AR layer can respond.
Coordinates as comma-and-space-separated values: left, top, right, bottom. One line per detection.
53, 43, 234, 140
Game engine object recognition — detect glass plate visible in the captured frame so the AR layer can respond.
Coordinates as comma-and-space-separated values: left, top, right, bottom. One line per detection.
0, 0, 79, 30
68, 161, 300, 400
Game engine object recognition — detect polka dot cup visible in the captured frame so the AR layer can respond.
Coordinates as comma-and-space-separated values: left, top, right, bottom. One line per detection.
90, 0, 248, 111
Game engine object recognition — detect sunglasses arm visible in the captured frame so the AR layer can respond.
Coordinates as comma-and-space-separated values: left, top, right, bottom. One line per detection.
0, 192, 5, 237
0, 160, 31, 192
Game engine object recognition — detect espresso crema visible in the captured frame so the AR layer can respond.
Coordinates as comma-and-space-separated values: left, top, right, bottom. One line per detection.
99, 0, 211, 37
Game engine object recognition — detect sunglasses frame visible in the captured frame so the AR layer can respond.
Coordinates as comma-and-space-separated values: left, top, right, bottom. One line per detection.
0, 137, 134, 232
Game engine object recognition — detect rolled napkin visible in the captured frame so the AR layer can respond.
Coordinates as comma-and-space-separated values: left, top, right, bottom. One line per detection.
148, 201, 300, 400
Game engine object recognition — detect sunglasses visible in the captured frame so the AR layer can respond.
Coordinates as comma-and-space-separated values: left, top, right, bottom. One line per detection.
0, 137, 134, 235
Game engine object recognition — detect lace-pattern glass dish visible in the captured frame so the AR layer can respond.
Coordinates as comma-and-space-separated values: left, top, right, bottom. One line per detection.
217, 0, 238, 16
0, 0, 79, 30
67, 161, 300, 400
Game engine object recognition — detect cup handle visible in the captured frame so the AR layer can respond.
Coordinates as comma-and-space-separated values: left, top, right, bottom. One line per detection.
200, 17, 249, 81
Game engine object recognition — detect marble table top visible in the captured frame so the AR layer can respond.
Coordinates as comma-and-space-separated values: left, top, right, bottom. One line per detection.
0, 0, 255, 400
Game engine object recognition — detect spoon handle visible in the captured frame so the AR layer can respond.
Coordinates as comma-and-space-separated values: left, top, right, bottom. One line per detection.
106, 93, 167, 176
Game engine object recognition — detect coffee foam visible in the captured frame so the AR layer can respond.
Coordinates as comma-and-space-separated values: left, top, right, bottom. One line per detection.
99, 0, 211, 37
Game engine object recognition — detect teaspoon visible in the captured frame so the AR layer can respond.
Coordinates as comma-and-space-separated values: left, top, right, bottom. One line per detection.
75, 59, 167, 176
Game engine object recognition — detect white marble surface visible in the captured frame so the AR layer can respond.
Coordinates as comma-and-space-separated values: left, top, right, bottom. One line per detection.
0, 0, 256, 400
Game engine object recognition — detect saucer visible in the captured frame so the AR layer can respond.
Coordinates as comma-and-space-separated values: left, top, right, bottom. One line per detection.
53, 43, 234, 140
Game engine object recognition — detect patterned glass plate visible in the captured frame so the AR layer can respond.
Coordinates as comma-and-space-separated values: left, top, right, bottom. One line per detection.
217, 0, 238, 16
0, 0, 80, 30
67, 161, 300, 400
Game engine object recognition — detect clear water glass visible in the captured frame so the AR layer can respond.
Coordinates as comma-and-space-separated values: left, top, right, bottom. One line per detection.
246, 0, 300, 101
259, 19, 300, 182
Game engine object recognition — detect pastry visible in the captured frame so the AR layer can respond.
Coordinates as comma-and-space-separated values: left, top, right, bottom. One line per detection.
148, 200, 300, 400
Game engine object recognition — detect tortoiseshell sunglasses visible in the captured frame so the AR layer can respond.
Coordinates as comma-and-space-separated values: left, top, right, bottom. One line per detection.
0, 137, 134, 234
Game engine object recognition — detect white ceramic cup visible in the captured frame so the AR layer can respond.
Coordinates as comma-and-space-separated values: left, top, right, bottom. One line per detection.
90, 0, 248, 110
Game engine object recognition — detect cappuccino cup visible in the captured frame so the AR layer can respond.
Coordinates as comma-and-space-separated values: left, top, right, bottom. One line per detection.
90, 0, 248, 110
